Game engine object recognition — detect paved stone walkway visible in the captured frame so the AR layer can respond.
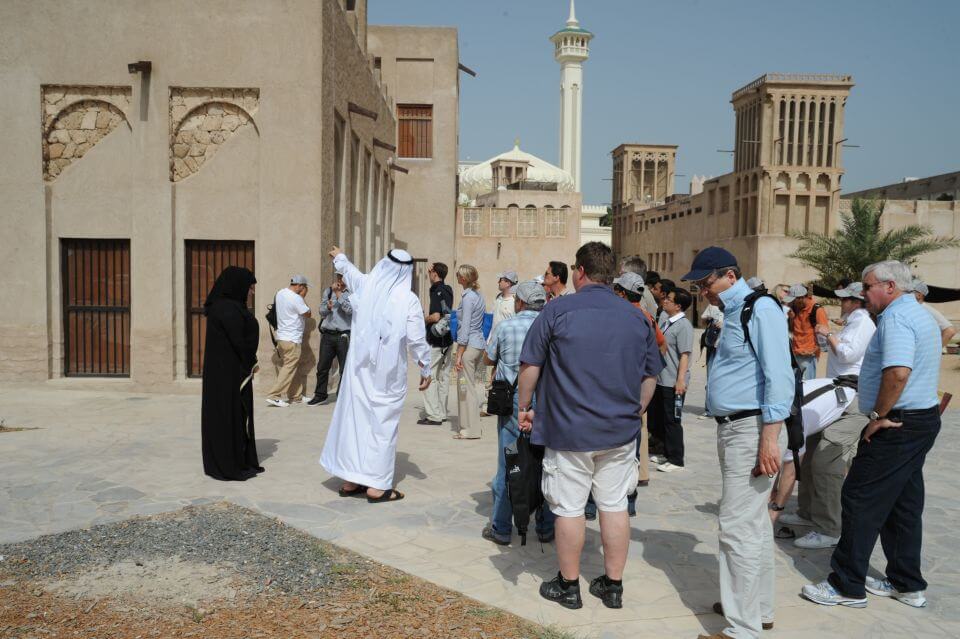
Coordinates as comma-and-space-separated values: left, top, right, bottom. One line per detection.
1, 362, 957, 638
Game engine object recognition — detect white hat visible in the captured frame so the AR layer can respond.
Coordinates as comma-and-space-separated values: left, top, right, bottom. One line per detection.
782, 283, 808, 303
834, 282, 864, 300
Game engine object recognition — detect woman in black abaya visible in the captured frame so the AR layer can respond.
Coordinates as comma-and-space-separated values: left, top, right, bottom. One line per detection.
201, 266, 264, 481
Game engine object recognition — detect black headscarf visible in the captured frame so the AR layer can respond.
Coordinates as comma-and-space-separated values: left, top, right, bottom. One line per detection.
204, 266, 256, 314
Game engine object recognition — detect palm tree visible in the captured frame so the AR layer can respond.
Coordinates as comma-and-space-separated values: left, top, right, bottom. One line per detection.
789, 198, 959, 288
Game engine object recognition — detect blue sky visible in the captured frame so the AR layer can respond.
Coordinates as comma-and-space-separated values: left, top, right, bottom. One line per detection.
370, 0, 960, 206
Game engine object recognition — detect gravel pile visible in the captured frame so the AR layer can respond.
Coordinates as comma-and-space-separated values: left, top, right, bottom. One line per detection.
0, 503, 344, 596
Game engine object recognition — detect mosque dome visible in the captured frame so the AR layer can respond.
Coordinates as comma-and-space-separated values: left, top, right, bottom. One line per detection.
458, 143, 575, 202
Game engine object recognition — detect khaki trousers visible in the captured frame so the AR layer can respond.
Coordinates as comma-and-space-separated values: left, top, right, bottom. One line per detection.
638, 416, 650, 481
717, 416, 786, 639
268, 340, 303, 401
421, 345, 453, 422
456, 346, 485, 438
796, 412, 862, 537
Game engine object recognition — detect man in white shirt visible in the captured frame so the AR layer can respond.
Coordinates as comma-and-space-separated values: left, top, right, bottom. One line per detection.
781, 282, 876, 549
912, 279, 956, 347
491, 271, 517, 331
266, 275, 312, 407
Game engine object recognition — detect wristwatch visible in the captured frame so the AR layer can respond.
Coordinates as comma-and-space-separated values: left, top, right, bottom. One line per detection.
868, 410, 883, 421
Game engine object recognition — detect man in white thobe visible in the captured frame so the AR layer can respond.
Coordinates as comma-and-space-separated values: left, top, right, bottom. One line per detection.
320, 246, 431, 502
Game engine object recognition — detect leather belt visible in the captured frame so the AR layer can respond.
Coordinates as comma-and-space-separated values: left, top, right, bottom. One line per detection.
320, 328, 349, 336
715, 409, 762, 425
886, 406, 938, 421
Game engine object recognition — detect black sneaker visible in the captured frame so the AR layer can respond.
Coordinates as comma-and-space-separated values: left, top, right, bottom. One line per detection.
539, 572, 582, 609
481, 525, 510, 546
307, 396, 328, 406
589, 575, 623, 609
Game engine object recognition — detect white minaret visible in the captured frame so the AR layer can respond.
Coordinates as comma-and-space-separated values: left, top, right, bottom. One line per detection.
550, 0, 592, 192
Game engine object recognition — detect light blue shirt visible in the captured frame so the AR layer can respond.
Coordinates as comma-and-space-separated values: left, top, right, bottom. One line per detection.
486, 309, 539, 384
707, 278, 795, 423
857, 293, 941, 414
456, 288, 487, 349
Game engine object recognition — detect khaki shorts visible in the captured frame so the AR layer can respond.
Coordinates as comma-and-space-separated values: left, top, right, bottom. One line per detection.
541, 440, 639, 517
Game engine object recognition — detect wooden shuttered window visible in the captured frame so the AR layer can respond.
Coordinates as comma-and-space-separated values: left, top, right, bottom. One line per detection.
185, 240, 256, 377
61, 239, 131, 376
397, 104, 433, 158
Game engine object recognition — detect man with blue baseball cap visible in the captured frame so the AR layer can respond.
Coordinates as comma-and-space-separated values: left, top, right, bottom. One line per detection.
683, 247, 794, 639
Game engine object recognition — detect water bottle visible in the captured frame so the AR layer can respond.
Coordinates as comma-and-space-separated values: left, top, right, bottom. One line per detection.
816, 332, 828, 352
674, 392, 684, 421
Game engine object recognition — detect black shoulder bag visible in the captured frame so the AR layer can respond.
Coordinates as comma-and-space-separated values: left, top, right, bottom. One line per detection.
487, 376, 518, 417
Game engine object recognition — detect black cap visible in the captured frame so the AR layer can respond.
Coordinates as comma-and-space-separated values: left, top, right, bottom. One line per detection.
680, 246, 738, 281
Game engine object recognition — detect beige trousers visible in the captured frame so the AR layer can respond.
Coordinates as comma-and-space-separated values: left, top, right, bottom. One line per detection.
421, 345, 453, 421
268, 340, 303, 401
638, 416, 650, 482
456, 346, 485, 438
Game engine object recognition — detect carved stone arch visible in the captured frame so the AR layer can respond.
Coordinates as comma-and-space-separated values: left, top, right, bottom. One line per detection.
169, 88, 260, 182
750, 173, 759, 192
42, 85, 132, 181
816, 173, 830, 192
796, 173, 811, 191
775, 172, 791, 191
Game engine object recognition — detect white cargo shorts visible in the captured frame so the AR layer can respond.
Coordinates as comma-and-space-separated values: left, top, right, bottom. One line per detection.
541, 440, 639, 517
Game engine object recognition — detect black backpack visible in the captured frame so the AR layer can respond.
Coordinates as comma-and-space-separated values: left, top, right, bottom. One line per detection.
740, 291, 805, 477
505, 433, 546, 546
265, 294, 279, 346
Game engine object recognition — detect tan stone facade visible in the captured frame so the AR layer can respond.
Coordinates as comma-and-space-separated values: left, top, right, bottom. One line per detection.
0, 0, 409, 388
613, 74, 854, 292
843, 170, 960, 202
457, 188, 582, 307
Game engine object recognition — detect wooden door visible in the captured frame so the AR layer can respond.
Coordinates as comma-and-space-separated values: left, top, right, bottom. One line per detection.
61, 239, 131, 376
185, 240, 255, 377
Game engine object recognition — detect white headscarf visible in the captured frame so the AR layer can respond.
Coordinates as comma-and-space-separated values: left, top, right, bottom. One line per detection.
350, 249, 415, 369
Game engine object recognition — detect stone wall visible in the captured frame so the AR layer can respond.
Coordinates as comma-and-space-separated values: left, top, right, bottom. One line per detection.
169, 88, 259, 182
42, 86, 131, 181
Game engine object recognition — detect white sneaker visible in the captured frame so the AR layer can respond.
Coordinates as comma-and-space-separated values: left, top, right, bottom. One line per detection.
657, 462, 683, 473
649, 454, 667, 464
298, 397, 311, 404
779, 512, 815, 527
865, 576, 927, 608
801, 581, 867, 608
794, 531, 839, 549
265, 398, 289, 407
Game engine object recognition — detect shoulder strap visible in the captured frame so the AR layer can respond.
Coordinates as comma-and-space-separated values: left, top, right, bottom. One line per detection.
741, 291, 801, 371
809, 303, 821, 327
802, 382, 837, 404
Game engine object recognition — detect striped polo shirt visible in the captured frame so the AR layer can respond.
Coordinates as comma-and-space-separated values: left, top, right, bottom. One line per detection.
857, 293, 941, 414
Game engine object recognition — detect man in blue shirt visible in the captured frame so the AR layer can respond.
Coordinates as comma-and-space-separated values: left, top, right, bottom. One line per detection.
517, 242, 662, 611
681, 247, 793, 639
481, 281, 555, 546
802, 260, 941, 610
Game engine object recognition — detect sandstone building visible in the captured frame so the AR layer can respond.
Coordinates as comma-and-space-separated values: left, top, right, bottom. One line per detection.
368, 26, 462, 299
456, 144, 582, 305
0, 0, 454, 389
612, 73, 855, 296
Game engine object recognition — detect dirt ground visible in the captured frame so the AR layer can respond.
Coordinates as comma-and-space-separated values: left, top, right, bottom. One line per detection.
0, 577, 565, 639
0, 507, 572, 639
